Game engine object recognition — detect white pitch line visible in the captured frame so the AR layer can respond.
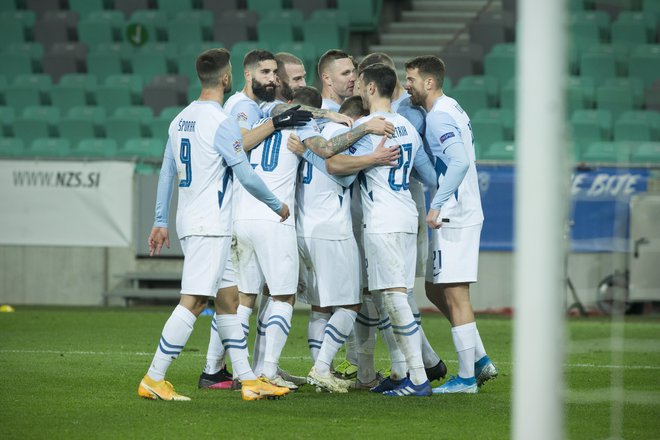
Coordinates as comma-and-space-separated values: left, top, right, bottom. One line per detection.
1, 349, 660, 371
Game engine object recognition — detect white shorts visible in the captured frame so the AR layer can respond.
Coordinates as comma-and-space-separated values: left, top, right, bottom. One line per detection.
180, 235, 232, 297
219, 257, 237, 289
410, 179, 429, 277
232, 220, 298, 296
297, 236, 361, 307
425, 224, 482, 284
364, 232, 417, 291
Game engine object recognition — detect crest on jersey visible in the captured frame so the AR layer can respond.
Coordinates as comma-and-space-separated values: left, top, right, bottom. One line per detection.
233, 140, 242, 154
439, 132, 455, 143
237, 112, 248, 121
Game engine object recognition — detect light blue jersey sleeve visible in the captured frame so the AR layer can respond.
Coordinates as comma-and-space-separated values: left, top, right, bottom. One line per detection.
213, 118, 248, 167
346, 135, 372, 157
153, 139, 176, 228
231, 161, 283, 213
230, 100, 262, 130
260, 99, 285, 118
296, 119, 321, 142
398, 104, 426, 137
426, 111, 463, 155
302, 149, 356, 187
411, 137, 437, 188
429, 143, 469, 210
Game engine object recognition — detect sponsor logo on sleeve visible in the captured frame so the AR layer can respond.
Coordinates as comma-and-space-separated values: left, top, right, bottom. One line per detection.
439, 132, 455, 143
233, 140, 242, 154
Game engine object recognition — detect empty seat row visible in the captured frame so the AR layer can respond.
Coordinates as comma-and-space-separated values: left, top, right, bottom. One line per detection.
0, 136, 165, 160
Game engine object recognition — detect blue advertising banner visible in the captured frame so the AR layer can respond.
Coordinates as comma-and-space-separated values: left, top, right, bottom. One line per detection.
477, 165, 650, 252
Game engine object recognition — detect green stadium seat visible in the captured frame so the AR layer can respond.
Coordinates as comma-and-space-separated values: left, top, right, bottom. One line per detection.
596, 84, 636, 119
303, 18, 346, 58
4, 86, 43, 113
457, 75, 499, 107
14, 118, 53, 146
274, 41, 318, 84
0, 137, 25, 157
67, 106, 107, 124
167, 18, 205, 45
59, 118, 99, 145
258, 17, 295, 44
0, 18, 26, 43
104, 74, 144, 102
0, 1, 17, 11
568, 76, 596, 112
643, 0, 660, 22
187, 83, 201, 102
602, 77, 644, 109
612, 12, 655, 45
499, 81, 516, 110
149, 117, 170, 144
615, 110, 660, 141
22, 106, 60, 125
130, 51, 170, 83
628, 49, 660, 88
579, 52, 616, 87
471, 118, 505, 148
247, 0, 283, 11
490, 43, 516, 56
569, 20, 601, 50
337, 0, 382, 32
310, 9, 350, 48
94, 84, 135, 113
87, 52, 125, 82
474, 108, 515, 140
113, 105, 154, 121
631, 141, 660, 162
49, 83, 89, 111
129, 10, 168, 44
581, 140, 633, 163
74, 138, 119, 158
266, 10, 304, 41
174, 11, 214, 39
484, 51, 515, 86
571, 11, 611, 40
2, 43, 43, 71
28, 138, 72, 157
482, 141, 515, 161
105, 116, 146, 146
0, 53, 34, 81
451, 86, 488, 115
156, 0, 195, 15
13, 73, 52, 89
0, 106, 17, 136
119, 137, 164, 160
59, 73, 98, 89
571, 109, 612, 146
0, 10, 36, 28
158, 106, 183, 120
78, 17, 118, 46
68, 0, 106, 18
614, 118, 652, 142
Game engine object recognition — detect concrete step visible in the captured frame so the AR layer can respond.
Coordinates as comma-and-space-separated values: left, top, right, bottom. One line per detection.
400, 10, 473, 23
389, 21, 466, 33
411, 0, 489, 12
380, 33, 456, 46
368, 45, 444, 58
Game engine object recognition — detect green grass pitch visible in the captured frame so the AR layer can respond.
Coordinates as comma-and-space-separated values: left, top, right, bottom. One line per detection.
1, 307, 659, 439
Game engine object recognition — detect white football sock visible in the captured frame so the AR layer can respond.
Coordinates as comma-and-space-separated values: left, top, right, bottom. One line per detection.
147, 305, 196, 381
252, 295, 272, 376
407, 288, 441, 368
262, 301, 293, 379
203, 313, 226, 375
383, 291, 427, 385
344, 331, 358, 365
475, 327, 487, 361
355, 295, 379, 383
372, 292, 407, 380
216, 314, 256, 381
452, 322, 477, 379
307, 311, 330, 363
315, 308, 357, 375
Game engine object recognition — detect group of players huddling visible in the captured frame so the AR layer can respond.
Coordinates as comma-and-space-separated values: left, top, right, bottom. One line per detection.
138, 46, 498, 401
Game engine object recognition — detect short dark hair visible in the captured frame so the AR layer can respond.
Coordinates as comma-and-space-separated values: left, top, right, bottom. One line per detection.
274, 52, 303, 82
338, 95, 368, 118
317, 49, 351, 78
404, 55, 445, 89
359, 63, 397, 99
196, 48, 231, 88
358, 52, 395, 75
243, 49, 275, 70
292, 86, 322, 109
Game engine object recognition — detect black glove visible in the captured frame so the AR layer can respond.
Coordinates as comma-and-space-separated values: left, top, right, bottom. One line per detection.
272, 105, 313, 129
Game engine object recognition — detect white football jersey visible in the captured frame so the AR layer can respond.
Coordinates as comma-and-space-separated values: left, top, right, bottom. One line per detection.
168, 100, 246, 238
233, 120, 319, 226
426, 95, 484, 227
321, 98, 340, 112
296, 121, 353, 240
349, 111, 422, 234
224, 91, 263, 130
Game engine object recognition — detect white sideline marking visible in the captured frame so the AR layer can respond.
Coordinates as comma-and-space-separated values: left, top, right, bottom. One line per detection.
1, 349, 660, 371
